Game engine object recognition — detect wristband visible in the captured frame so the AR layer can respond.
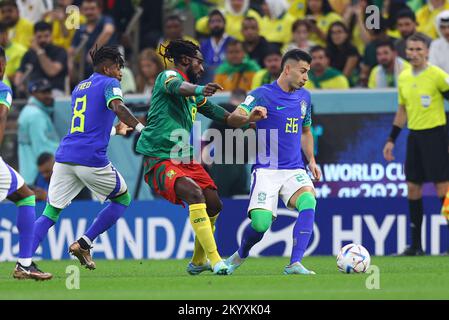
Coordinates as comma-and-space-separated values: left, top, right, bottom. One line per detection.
110, 126, 117, 136
194, 85, 205, 95
135, 123, 144, 133
388, 125, 402, 143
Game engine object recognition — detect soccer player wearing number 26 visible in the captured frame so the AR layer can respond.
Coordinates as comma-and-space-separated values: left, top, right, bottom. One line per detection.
226, 49, 322, 275
32, 46, 144, 269
136, 40, 267, 275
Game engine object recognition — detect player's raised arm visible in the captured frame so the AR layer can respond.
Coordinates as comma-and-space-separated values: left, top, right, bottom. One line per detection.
226, 92, 267, 127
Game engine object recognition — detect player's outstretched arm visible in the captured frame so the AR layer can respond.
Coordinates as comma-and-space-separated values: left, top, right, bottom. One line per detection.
165, 76, 223, 97
226, 106, 267, 128
109, 99, 144, 134
301, 126, 321, 181
383, 104, 407, 162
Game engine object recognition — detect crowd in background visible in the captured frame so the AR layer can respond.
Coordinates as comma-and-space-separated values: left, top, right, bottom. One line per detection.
2, 0, 449, 198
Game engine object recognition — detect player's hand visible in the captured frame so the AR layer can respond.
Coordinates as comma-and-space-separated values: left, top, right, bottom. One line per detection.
202, 83, 223, 96
115, 122, 134, 136
248, 106, 267, 122
308, 160, 321, 181
383, 141, 395, 162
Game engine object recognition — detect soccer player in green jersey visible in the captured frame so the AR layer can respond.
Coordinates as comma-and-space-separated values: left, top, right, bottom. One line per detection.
136, 40, 267, 275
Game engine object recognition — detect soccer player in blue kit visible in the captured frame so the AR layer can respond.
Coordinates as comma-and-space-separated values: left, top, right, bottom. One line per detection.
31, 46, 144, 270
0, 46, 52, 280
226, 49, 322, 275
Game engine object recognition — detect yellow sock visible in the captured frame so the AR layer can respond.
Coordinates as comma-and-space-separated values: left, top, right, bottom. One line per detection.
191, 213, 219, 266
189, 204, 221, 266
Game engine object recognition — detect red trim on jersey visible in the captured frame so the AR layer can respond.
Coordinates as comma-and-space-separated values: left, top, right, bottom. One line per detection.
174, 68, 189, 81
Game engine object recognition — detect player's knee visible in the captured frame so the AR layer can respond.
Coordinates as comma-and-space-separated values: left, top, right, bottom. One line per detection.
250, 209, 273, 233
186, 185, 206, 204
207, 198, 222, 216
295, 191, 317, 212
111, 191, 131, 207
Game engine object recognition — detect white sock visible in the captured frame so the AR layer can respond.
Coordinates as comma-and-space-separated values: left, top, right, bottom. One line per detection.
18, 258, 32, 267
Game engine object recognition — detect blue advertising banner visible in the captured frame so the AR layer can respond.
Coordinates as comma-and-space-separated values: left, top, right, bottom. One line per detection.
1, 198, 448, 261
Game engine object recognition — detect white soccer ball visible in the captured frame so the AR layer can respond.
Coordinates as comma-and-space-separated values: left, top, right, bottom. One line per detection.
336, 243, 371, 274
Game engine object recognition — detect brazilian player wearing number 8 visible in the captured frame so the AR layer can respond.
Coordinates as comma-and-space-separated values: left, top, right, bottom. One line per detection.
225, 49, 322, 275
31, 46, 144, 269
135, 39, 267, 275
383, 33, 449, 256
0, 46, 52, 280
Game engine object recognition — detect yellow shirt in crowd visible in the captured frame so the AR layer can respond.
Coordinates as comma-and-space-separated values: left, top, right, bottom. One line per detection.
417, 1, 449, 39
260, 12, 296, 45
4, 41, 27, 79
46, 14, 87, 50
7, 17, 34, 48
308, 12, 342, 47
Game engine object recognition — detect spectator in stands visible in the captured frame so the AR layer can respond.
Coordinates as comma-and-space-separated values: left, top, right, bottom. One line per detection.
305, 0, 343, 46
326, 21, 360, 86
395, 8, 432, 60
69, 0, 117, 80
368, 40, 410, 88
44, 0, 86, 50
158, 15, 199, 69
135, 48, 164, 97
100, 0, 134, 35
15, 21, 68, 97
417, 0, 449, 39
288, 0, 308, 18
429, 10, 449, 73
283, 19, 315, 54
196, 0, 262, 41
260, 0, 296, 47
17, 0, 53, 24
359, 17, 395, 86
202, 88, 252, 197
200, 9, 234, 83
118, 47, 136, 94
214, 39, 260, 91
33, 152, 91, 201
241, 16, 270, 67
0, 22, 26, 88
342, 0, 371, 55
0, 0, 34, 48
251, 45, 282, 89
305, 45, 349, 89
18, 79, 59, 185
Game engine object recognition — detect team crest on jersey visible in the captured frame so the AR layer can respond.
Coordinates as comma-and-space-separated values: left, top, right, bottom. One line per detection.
300, 100, 307, 119
257, 192, 267, 202
166, 169, 177, 179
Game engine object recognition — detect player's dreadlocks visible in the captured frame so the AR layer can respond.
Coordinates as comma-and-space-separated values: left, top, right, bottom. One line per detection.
90, 45, 125, 70
159, 39, 200, 68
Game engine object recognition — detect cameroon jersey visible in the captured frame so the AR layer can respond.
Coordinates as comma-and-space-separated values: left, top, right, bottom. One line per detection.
135, 69, 207, 162
398, 64, 449, 131
55, 73, 124, 167
239, 81, 312, 170
0, 81, 13, 111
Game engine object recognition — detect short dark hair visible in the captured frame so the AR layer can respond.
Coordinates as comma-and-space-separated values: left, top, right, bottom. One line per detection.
281, 49, 312, 70
37, 152, 54, 166
292, 19, 310, 33
376, 39, 396, 51
396, 8, 416, 22
306, 0, 333, 15
34, 21, 52, 34
407, 33, 431, 48
310, 45, 328, 57
90, 45, 125, 69
165, 14, 183, 25
264, 44, 282, 58
227, 39, 243, 49
82, 0, 102, 8
0, 0, 18, 9
242, 16, 258, 25
208, 9, 225, 22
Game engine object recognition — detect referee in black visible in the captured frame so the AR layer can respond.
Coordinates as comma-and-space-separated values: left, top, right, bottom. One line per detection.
383, 33, 449, 256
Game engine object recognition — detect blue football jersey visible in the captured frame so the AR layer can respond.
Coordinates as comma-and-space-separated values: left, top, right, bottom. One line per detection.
55, 73, 123, 167
239, 81, 312, 170
0, 81, 13, 110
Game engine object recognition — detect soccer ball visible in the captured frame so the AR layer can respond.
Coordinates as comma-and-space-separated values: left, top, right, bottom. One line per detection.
336, 243, 371, 274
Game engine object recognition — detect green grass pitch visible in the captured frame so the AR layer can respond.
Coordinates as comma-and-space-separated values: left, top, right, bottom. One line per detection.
1, 256, 448, 300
